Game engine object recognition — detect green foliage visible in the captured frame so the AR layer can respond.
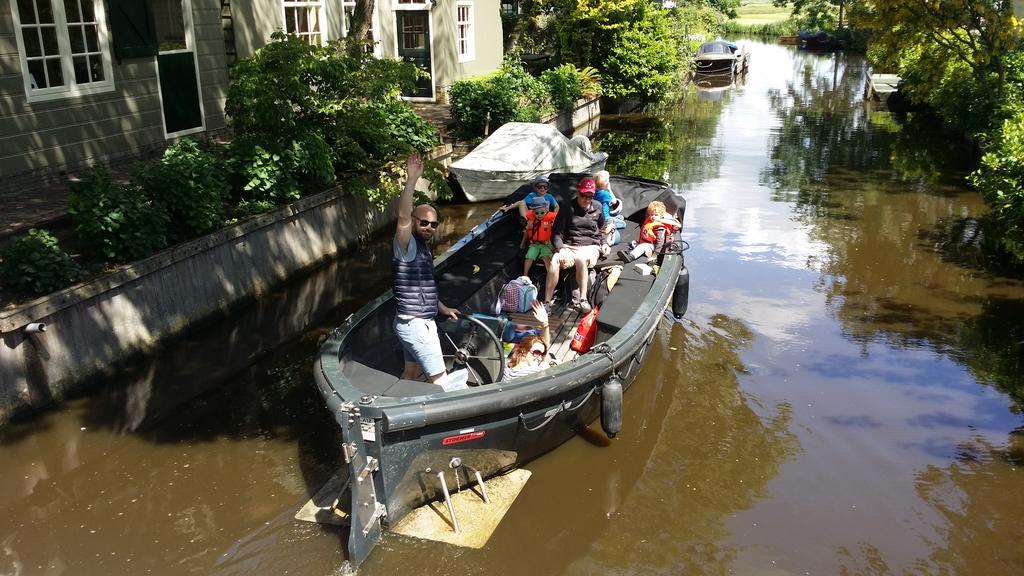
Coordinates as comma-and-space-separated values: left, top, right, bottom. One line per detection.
231, 199, 277, 221
449, 59, 552, 138
856, 0, 1018, 106
541, 64, 584, 109
0, 229, 81, 295
722, 18, 800, 37
551, 1, 719, 102
540, 64, 602, 109
971, 108, 1024, 263
68, 166, 169, 263
135, 138, 228, 243
596, 6, 680, 100
225, 33, 442, 204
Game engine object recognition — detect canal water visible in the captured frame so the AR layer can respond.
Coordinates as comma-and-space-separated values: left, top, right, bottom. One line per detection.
3, 39, 1024, 575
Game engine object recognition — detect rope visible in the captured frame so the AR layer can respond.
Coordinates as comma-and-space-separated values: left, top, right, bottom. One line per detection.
518, 386, 598, 431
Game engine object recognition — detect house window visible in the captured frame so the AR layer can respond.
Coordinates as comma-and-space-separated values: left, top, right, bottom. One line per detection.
500, 1, 517, 16
11, 0, 114, 101
282, 0, 325, 45
456, 1, 474, 62
153, 0, 187, 52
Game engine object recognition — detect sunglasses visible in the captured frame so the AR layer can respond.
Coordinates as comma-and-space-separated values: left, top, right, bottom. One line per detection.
530, 348, 546, 357
536, 184, 549, 189
418, 218, 439, 229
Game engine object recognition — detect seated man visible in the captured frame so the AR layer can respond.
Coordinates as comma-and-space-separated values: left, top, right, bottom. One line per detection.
392, 154, 466, 390
551, 177, 608, 312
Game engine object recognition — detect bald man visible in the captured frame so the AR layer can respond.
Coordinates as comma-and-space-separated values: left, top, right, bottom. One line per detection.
392, 154, 460, 385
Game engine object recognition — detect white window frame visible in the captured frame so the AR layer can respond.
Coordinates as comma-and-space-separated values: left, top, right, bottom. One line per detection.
392, 0, 432, 11
342, 0, 382, 57
281, 0, 328, 45
10, 0, 115, 103
455, 1, 474, 63
155, 0, 206, 139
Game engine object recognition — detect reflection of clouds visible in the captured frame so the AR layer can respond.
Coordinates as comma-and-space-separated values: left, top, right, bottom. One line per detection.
687, 200, 828, 271
702, 287, 819, 343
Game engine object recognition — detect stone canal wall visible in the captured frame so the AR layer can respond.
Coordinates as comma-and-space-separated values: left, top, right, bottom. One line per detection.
0, 182, 403, 426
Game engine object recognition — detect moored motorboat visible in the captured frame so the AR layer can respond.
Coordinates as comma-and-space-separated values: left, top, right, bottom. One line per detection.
449, 122, 609, 202
798, 30, 839, 51
312, 173, 689, 569
694, 40, 749, 74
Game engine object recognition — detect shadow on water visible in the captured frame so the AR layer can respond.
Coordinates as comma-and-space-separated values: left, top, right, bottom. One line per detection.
0, 204, 497, 575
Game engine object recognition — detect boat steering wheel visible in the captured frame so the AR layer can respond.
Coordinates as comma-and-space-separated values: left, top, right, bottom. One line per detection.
437, 313, 506, 385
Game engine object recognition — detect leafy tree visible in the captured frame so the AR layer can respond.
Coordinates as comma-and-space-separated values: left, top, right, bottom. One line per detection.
854, 1, 1018, 99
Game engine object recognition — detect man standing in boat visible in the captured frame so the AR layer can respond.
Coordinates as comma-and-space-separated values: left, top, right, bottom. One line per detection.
393, 154, 463, 389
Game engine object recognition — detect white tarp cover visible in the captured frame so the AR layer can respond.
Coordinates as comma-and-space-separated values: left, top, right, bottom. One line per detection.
451, 122, 599, 174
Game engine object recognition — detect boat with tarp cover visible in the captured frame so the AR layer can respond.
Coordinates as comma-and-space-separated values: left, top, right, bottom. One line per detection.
312, 173, 689, 569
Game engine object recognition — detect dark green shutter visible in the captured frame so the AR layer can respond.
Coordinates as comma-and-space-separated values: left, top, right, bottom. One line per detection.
109, 0, 157, 59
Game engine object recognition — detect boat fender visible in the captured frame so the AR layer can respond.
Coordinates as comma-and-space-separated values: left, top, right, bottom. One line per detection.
672, 266, 690, 318
601, 377, 623, 439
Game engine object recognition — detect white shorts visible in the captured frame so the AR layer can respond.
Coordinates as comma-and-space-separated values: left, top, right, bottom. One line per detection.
553, 244, 601, 270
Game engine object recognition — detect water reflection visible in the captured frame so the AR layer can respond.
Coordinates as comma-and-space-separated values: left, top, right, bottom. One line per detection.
561, 316, 799, 575
594, 85, 726, 186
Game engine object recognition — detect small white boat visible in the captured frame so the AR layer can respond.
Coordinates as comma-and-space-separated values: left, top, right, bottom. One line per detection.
450, 122, 609, 202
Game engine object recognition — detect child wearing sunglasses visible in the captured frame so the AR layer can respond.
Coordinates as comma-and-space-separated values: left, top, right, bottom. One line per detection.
511, 177, 560, 220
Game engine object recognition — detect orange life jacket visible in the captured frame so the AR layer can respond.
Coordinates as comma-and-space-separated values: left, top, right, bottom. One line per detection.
526, 211, 557, 243
639, 215, 681, 244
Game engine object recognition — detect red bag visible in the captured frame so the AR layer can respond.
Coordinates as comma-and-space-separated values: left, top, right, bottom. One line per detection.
570, 308, 599, 353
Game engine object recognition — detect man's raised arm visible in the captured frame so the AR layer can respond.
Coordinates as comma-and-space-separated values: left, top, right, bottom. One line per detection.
395, 154, 424, 252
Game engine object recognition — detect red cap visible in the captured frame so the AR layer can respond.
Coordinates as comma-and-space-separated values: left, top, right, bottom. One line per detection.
578, 178, 596, 194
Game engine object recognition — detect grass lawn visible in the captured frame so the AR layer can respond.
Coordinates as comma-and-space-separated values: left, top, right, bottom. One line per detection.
734, 1, 791, 26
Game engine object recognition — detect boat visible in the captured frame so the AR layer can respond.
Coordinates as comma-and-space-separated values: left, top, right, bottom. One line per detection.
312, 173, 690, 569
798, 30, 839, 51
449, 122, 609, 202
693, 40, 749, 75
779, 35, 799, 45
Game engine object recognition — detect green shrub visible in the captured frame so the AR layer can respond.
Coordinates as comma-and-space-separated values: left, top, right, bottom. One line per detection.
228, 199, 277, 223
0, 229, 82, 295
596, 7, 680, 100
68, 166, 169, 262
971, 109, 1024, 262
136, 138, 228, 243
450, 59, 551, 138
226, 33, 441, 205
541, 64, 584, 110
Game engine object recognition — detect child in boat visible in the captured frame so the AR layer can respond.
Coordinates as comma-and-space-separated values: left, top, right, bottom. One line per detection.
512, 177, 560, 220
521, 196, 560, 306
594, 170, 624, 245
504, 302, 553, 381
617, 200, 681, 266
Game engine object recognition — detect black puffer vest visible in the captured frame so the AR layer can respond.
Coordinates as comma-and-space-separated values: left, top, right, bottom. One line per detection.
392, 235, 438, 319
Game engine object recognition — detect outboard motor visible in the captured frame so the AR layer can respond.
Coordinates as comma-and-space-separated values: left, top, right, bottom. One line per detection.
601, 377, 623, 438
673, 266, 690, 318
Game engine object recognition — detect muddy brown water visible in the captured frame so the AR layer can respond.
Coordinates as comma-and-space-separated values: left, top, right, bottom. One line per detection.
3, 40, 1024, 575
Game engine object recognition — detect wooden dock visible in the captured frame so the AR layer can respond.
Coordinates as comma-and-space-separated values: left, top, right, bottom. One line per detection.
866, 73, 902, 103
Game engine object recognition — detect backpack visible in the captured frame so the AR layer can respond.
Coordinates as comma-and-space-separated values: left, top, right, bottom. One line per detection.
494, 276, 538, 314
